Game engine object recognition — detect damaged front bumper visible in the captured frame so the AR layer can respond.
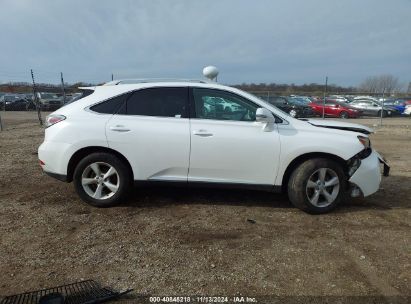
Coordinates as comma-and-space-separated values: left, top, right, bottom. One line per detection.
378, 153, 390, 177
348, 150, 390, 197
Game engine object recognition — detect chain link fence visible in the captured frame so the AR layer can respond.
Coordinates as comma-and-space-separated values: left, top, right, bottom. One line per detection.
0, 86, 408, 131
0, 86, 84, 131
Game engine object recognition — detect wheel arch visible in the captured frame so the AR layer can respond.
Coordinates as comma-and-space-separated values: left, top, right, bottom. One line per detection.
67, 146, 133, 182
281, 152, 348, 192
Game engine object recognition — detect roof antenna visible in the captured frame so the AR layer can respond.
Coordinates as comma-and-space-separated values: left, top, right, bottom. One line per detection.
203, 66, 219, 82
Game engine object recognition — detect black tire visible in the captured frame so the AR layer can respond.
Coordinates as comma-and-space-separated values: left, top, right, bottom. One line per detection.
377, 110, 387, 117
73, 152, 131, 207
287, 158, 347, 214
339, 111, 349, 119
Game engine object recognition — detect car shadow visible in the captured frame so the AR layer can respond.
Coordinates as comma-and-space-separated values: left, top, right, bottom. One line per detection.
335, 175, 411, 213
124, 185, 291, 209
121, 175, 411, 212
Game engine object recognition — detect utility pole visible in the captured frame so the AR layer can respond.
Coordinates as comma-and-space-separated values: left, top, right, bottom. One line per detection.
0, 109, 3, 131
31, 69, 43, 126
322, 76, 328, 119
380, 88, 385, 127
60, 72, 66, 104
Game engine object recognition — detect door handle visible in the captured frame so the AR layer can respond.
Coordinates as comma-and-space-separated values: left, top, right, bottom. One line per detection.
193, 129, 213, 137
109, 125, 130, 132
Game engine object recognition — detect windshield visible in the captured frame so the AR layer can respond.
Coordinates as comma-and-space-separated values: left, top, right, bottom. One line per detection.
40, 93, 59, 99
288, 98, 308, 106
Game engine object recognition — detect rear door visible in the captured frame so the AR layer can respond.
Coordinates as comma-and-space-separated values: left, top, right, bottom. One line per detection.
105, 87, 191, 181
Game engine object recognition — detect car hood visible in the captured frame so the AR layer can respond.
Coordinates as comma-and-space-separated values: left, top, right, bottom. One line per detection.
305, 119, 373, 135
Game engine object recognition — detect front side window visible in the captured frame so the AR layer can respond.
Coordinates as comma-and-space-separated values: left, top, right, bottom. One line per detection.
126, 87, 188, 118
192, 88, 257, 121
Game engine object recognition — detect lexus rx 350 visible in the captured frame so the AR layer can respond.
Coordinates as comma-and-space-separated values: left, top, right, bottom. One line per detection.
38, 80, 389, 214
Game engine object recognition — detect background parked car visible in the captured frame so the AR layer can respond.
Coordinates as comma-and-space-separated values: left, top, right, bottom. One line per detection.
328, 95, 349, 103
64, 93, 83, 105
349, 99, 399, 117
265, 96, 314, 118
309, 100, 361, 118
384, 98, 406, 114
36, 92, 64, 110
0, 94, 30, 110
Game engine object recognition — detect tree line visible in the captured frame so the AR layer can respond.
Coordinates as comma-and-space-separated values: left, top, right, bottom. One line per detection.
1, 75, 409, 96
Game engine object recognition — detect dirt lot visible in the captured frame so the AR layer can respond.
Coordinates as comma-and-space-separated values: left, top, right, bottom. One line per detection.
0, 112, 410, 302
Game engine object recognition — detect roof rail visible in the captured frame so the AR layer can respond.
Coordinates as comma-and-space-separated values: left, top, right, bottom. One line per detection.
102, 78, 210, 86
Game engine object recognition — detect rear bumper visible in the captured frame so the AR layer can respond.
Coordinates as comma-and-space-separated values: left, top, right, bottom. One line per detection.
38, 140, 72, 177
348, 150, 389, 197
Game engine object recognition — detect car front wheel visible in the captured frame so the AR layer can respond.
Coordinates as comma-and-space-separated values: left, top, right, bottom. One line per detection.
73, 152, 131, 207
289, 109, 297, 117
287, 158, 346, 214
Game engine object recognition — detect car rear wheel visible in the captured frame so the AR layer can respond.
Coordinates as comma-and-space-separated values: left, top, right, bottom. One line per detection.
339, 111, 349, 119
377, 110, 388, 117
73, 152, 131, 207
287, 158, 346, 214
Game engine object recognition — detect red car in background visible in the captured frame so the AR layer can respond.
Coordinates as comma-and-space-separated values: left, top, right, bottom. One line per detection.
309, 100, 361, 118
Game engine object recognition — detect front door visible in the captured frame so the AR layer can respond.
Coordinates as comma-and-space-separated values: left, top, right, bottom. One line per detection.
188, 88, 281, 185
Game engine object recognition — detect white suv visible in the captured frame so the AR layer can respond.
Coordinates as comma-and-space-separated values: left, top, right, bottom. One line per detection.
38, 80, 389, 214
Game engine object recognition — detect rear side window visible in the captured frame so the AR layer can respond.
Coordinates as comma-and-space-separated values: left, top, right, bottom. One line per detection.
126, 87, 188, 118
90, 93, 128, 114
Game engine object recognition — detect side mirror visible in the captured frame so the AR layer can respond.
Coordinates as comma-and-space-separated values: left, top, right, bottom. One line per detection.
256, 108, 275, 123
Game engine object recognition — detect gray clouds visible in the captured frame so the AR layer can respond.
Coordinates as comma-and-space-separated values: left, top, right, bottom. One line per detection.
0, 0, 410, 85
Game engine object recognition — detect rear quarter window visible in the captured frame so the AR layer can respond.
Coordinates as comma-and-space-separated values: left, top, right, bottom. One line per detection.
90, 93, 129, 114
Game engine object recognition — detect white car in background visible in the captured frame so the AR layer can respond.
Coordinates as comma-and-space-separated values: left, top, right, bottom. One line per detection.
38, 80, 389, 214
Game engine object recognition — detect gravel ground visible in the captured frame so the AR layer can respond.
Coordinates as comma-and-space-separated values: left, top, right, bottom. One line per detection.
0, 112, 410, 302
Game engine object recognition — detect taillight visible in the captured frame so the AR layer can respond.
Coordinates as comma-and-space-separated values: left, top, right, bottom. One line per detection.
45, 114, 66, 127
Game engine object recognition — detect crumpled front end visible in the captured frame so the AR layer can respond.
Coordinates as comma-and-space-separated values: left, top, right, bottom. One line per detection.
348, 149, 390, 197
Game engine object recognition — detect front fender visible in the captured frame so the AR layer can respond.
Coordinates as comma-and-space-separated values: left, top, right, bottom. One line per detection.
274, 126, 364, 185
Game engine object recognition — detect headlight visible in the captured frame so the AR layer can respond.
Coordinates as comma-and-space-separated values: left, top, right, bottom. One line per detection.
348, 157, 361, 176
358, 136, 371, 148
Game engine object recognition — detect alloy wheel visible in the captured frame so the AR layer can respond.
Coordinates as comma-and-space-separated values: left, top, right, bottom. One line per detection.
81, 162, 120, 200
305, 168, 340, 207
289, 109, 297, 117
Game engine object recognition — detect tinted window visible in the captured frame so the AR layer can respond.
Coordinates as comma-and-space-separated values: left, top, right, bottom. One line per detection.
126, 87, 188, 118
90, 93, 128, 114
193, 88, 257, 121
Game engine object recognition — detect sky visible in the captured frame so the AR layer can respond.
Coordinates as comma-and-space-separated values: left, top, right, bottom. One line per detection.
0, 0, 410, 86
